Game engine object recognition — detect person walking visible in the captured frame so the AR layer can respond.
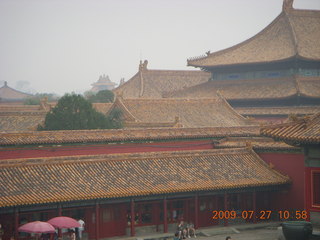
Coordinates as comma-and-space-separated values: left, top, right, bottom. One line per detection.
77, 219, 85, 240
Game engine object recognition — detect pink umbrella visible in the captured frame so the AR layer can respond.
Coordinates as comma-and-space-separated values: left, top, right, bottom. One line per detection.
47, 216, 80, 228
18, 221, 55, 234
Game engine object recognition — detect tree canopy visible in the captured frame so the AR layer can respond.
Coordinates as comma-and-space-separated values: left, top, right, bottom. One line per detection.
86, 90, 114, 103
38, 93, 122, 130
24, 93, 58, 105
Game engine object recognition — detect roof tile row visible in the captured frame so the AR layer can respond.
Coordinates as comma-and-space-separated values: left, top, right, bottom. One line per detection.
0, 148, 290, 207
260, 113, 320, 144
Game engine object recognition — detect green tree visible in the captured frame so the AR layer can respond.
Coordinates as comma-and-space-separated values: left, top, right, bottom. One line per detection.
38, 93, 122, 130
24, 93, 58, 105
106, 107, 123, 129
86, 90, 114, 103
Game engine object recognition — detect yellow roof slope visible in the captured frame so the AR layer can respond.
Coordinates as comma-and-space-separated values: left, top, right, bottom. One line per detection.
0, 148, 290, 207
188, 9, 320, 68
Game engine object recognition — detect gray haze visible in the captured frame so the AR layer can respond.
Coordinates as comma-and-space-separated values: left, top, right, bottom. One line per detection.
0, 0, 319, 95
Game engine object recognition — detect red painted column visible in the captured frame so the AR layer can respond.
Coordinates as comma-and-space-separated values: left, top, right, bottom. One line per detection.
253, 191, 257, 223
185, 200, 189, 221
95, 202, 100, 240
194, 194, 199, 229
163, 197, 168, 233
154, 203, 159, 232
58, 203, 62, 216
305, 168, 311, 222
224, 193, 228, 226
14, 207, 19, 240
130, 199, 135, 236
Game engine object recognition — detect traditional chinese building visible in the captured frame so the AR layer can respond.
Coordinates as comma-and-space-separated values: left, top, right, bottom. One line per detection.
164, 1, 320, 123
0, 98, 56, 132
0, 1, 317, 238
261, 112, 320, 226
90, 75, 116, 92
0, 82, 33, 103
0, 94, 254, 131
113, 60, 210, 99
0, 127, 294, 240
108, 95, 254, 128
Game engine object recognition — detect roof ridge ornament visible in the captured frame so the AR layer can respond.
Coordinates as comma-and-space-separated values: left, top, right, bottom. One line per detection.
139, 60, 148, 72
282, 0, 294, 12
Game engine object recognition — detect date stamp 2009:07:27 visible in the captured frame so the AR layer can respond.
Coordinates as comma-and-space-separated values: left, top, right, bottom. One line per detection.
212, 210, 308, 220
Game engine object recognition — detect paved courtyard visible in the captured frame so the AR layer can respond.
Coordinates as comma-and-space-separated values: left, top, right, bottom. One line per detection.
122, 222, 320, 240
193, 224, 320, 240
197, 228, 280, 240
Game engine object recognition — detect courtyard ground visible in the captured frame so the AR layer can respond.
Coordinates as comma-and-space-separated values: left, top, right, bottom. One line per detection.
106, 222, 320, 240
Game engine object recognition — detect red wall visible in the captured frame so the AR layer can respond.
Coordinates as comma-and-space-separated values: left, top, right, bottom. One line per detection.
0, 140, 214, 160
305, 167, 320, 214
258, 152, 305, 211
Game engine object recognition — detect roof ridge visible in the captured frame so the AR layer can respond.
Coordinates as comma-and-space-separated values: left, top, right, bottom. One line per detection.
0, 82, 33, 98
293, 75, 301, 96
261, 117, 304, 130
216, 91, 252, 124
0, 148, 251, 167
109, 97, 138, 122
124, 98, 220, 102
284, 11, 299, 55
289, 8, 320, 15
144, 69, 209, 73
113, 72, 139, 91
260, 114, 318, 133
188, 11, 287, 65
0, 126, 260, 145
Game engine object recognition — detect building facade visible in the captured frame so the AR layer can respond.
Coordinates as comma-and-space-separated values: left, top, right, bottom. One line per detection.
0, 128, 294, 240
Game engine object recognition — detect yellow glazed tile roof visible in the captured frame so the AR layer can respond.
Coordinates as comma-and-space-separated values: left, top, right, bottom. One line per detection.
0, 112, 47, 132
235, 106, 320, 116
260, 113, 320, 144
0, 103, 51, 132
0, 82, 33, 101
110, 97, 254, 128
188, 8, 320, 68
164, 76, 320, 100
0, 126, 260, 146
113, 61, 210, 99
0, 103, 117, 132
215, 137, 297, 150
0, 148, 290, 207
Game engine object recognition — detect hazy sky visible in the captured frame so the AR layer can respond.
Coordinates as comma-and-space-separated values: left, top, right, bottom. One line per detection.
0, 0, 319, 95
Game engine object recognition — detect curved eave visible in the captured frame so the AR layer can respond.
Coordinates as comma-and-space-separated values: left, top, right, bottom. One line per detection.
227, 92, 299, 102
260, 133, 320, 146
0, 181, 290, 208
188, 8, 320, 69
188, 55, 300, 70
260, 126, 320, 145
187, 11, 290, 67
299, 93, 320, 99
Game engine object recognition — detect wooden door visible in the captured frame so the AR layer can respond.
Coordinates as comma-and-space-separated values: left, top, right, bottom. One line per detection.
198, 196, 218, 227
99, 204, 126, 238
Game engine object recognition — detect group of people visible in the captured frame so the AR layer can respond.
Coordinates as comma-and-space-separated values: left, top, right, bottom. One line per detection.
174, 221, 197, 240
46, 218, 85, 240
65, 219, 85, 240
